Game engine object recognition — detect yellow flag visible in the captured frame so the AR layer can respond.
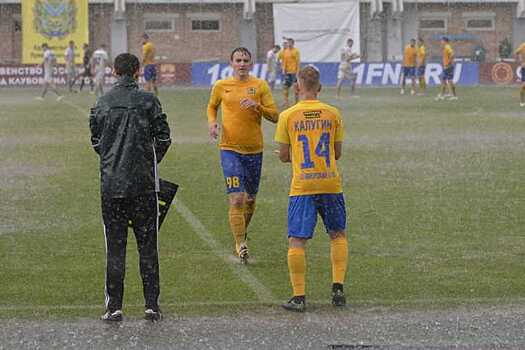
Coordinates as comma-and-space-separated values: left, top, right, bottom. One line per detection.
22, 0, 89, 64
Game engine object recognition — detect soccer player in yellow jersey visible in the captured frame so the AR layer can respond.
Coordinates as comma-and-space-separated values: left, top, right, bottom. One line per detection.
514, 42, 525, 107
416, 38, 427, 95
278, 38, 301, 107
401, 39, 417, 96
207, 47, 278, 264
275, 66, 348, 312
436, 37, 458, 101
142, 33, 158, 95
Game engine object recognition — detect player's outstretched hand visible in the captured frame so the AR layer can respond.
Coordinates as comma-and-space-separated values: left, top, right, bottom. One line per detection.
209, 122, 219, 142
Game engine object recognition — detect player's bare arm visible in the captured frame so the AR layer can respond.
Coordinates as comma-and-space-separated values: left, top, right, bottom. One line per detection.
278, 142, 291, 163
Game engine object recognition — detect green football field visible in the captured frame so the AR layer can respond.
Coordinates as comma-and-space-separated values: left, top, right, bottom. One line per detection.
1, 85, 524, 319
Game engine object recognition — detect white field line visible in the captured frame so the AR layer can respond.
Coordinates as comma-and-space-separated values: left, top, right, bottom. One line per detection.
60, 99, 274, 303
3, 297, 525, 312
60, 98, 90, 118
174, 200, 274, 302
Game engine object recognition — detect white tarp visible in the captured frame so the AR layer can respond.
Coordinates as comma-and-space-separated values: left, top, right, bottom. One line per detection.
273, 1, 360, 63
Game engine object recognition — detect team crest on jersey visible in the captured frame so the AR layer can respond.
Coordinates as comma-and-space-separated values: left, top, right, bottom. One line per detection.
33, 0, 77, 39
247, 87, 257, 96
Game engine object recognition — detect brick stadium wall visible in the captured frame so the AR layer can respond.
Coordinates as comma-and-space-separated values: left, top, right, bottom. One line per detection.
415, 3, 514, 62
125, 3, 244, 63
0, 4, 22, 64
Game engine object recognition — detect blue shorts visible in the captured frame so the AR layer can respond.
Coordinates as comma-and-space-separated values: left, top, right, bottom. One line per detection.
144, 64, 157, 82
441, 65, 454, 81
521, 67, 525, 82
283, 73, 297, 88
417, 65, 426, 77
403, 67, 416, 78
220, 150, 262, 195
288, 193, 346, 239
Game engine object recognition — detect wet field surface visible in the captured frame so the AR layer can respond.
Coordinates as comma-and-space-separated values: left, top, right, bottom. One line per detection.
1, 304, 524, 349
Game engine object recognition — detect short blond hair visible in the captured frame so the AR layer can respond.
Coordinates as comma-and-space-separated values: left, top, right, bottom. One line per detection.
297, 65, 320, 91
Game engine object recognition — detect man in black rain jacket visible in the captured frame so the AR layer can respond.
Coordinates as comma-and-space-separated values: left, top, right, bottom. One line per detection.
89, 53, 171, 322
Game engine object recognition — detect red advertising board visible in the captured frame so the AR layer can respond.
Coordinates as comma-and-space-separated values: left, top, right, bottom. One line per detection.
0, 63, 191, 87
479, 62, 522, 85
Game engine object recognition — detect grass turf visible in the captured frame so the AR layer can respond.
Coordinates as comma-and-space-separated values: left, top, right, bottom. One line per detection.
0, 86, 524, 319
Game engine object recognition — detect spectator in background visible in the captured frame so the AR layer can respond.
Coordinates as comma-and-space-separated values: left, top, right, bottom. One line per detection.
514, 41, 525, 107
266, 44, 281, 90
64, 40, 77, 93
278, 38, 301, 107
336, 38, 360, 99
79, 43, 94, 93
91, 44, 110, 99
36, 43, 63, 101
142, 33, 158, 96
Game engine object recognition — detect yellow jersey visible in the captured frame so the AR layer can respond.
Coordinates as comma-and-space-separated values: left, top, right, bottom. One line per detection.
275, 100, 344, 196
207, 76, 278, 154
417, 45, 426, 66
403, 45, 417, 67
443, 44, 454, 68
278, 48, 300, 74
143, 42, 155, 65
515, 43, 525, 67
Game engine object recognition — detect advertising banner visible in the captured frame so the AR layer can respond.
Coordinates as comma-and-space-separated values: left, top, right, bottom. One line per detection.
479, 62, 523, 85
22, 0, 89, 64
273, 1, 360, 63
192, 62, 480, 87
0, 63, 190, 87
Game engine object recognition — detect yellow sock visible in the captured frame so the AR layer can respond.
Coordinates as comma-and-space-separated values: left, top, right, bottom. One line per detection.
244, 200, 256, 228
228, 206, 245, 254
288, 247, 306, 296
420, 78, 426, 91
330, 236, 348, 284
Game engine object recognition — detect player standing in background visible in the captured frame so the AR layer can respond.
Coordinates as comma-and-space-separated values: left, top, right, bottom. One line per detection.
142, 33, 158, 96
275, 66, 348, 312
266, 44, 281, 90
335, 38, 360, 99
416, 38, 427, 95
64, 40, 77, 93
278, 38, 301, 107
514, 42, 525, 107
207, 47, 278, 264
400, 39, 417, 96
92, 44, 110, 99
435, 37, 458, 101
79, 43, 94, 93
36, 43, 63, 101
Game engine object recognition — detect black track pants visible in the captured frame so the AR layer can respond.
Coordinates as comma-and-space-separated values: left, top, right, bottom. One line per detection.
101, 193, 160, 312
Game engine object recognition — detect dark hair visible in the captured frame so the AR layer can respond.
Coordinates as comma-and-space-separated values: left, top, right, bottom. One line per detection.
230, 47, 252, 61
42, 43, 48, 48
442, 36, 449, 42
347, 38, 354, 43
114, 53, 140, 77
274, 45, 281, 50
418, 37, 424, 42
142, 33, 149, 39
288, 38, 295, 44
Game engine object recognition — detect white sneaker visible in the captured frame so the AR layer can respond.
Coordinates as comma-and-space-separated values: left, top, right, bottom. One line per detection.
410, 90, 416, 96
447, 96, 458, 101
434, 94, 445, 101
56, 96, 64, 102
520, 103, 525, 107
35, 96, 44, 101
400, 89, 405, 95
